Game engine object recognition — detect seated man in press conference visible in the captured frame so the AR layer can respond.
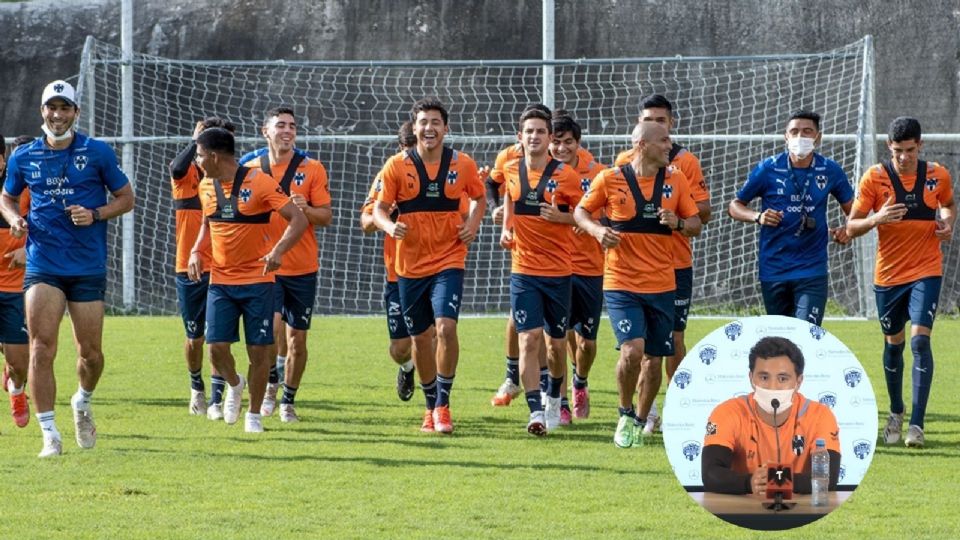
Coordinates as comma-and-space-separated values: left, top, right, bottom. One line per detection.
701, 336, 841, 495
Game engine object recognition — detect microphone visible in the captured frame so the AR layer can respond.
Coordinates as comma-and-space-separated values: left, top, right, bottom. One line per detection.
765, 397, 794, 510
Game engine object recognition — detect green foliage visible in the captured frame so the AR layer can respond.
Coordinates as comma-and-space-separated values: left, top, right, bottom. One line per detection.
1, 317, 957, 538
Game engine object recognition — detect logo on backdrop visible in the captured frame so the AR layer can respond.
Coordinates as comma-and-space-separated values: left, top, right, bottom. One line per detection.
843, 367, 863, 388
809, 324, 826, 340
853, 440, 872, 460
674, 369, 692, 390
682, 441, 701, 462
818, 392, 837, 409
699, 345, 717, 366
724, 321, 742, 341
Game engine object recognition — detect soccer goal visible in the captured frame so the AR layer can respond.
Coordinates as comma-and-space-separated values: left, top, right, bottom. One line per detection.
75, 36, 877, 317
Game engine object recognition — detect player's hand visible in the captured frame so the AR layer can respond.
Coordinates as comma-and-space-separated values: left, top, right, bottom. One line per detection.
187, 251, 202, 282
389, 221, 408, 240
192, 120, 206, 140
499, 228, 515, 250
539, 195, 564, 223
3, 248, 25, 269
595, 226, 621, 248
289, 193, 308, 210
751, 466, 767, 496
491, 205, 505, 226
573, 226, 587, 236
9, 217, 27, 238
658, 208, 678, 229
758, 209, 784, 227
874, 195, 907, 225
935, 217, 953, 241
477, 165, 491, 183
260, 250, 282, 275
457, 222, 479, 245
830, 226, 850, 244
66, 205, 95, 227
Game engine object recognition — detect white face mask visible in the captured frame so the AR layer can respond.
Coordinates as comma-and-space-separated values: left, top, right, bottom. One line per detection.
41, 118, 77, 143
753, 385, 796, 415
786, 136, 816, 159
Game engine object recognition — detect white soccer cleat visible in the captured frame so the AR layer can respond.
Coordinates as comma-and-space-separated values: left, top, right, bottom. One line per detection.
189, 389, 206, 416
643, 411, 661, 435
71, 392, 96, 449
223, 376, 245, 425
38, 436, 63, 458
279, 403, 300, 423
905, 424, 925, 448
244, 412, 264, 433
206, 402, 224, 421
261, 383, 279, 416
882, 412, 904, 444
527, 410, 547, 437
544, 396, 562, 432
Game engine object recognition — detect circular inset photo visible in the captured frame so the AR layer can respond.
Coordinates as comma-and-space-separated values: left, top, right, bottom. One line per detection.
662, 315, 878, 530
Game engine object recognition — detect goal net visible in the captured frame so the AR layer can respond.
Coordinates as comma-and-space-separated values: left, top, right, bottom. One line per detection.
76, 36, 877, 317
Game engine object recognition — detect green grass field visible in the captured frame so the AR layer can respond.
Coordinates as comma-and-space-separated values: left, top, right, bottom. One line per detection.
1, 317, 958, 539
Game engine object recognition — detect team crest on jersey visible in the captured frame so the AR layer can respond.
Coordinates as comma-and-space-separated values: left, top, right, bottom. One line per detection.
705, 421, 717, 436
374, 178, 383, 193
74, 155, 88, 171
699, 345, 717, 365
663, 184, 673, 199
388, 319, 398, 333
545, 179, 557, 193
809, 324, 826, 340
403, 316, 414, 331
616, 318, 632, 334
792, 435, 805, 456
926, 177, 938, 191
239, 188, 252, 203
674, 369, 692, 389
580, 178, 591, 192
843, 367, 862, 388
853, 439, 872, 460
294, 172, 306, 186
447, 170, 458, 185
816, 174, 828, 190
818, 392, 837, 409
514, 310, 527, 325
682, 441, 701, 461
724, 321, 742, 341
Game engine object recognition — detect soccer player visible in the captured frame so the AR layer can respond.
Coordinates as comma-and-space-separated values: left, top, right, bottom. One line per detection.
168, 117, 234, 419
548, 111, 606, 421
846, 117, 955, 448
1, 134, 31, 430
574, 121, 701, 448
188, 127, 307, 433
728, 110, 853, 326
373, 97, 485, 434
360, 121, 417, 401
244, 107, 332, 423
702, 336, 841, 495
500, 107, 583, 435
1, 80, 135, 457
616, 94, 711, 434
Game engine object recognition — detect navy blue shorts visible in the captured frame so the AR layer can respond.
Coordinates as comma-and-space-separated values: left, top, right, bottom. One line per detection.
875, 276, 942, 335
398, 268, 464, 336
567, 274, 603, 340
176, 273, 208, 339
510, 273, 571, 339
206, 282, 275, 345
273, 273, 317, 330
23, 272, 106, 303
604, 289, 675, 356
673, 267, 693, 332
760, 275, 828, 326
0, 292, 28, 344
383, 280, 410, 340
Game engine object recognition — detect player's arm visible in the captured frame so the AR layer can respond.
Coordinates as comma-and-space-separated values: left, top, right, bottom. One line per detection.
499, 188, 515, 249
0, 190, 25, 237
701, 445, 751, 495
574, 206, 619, 248
660, 177, 702, 237
696, 201, 712, 225
830, 200, 855, 244
169, 121, 204, 180
292, 201, 332, 227
187, 215, 210, 282
729, 163, 782, 226
458, 163, 487, 245
69, 183, 135, 226
261, 201, 308, 273
359, 201, 377, 234
3, 247, 25, 269
935, 194, 956, 241
846, 196, 906, 239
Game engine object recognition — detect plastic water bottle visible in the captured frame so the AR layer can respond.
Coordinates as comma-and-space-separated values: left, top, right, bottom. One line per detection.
811, 438, 829, 506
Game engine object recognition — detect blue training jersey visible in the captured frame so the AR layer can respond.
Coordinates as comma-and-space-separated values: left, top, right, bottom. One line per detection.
238, 146, 310, 166
3, 132, 130, 276
736, 152, 853, 282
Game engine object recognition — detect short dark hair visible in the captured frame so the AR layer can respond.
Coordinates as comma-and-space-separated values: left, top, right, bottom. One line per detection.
522, 103, 552, 117
888, 116, 922, 143
263, 106, 296, 126
640, 94, 673, 114
13, 135, 33, 148
196, 127, 235, 156
519, 108, 552, 133
202, 116, 236, 133
787, 109, 821, 131
551, 110, 581, 141
411, 97, 448, 125
748, 336, 804, 376
397, 120, 416, 149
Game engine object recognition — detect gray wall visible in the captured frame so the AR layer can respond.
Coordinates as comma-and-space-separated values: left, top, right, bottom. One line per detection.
2, 0, 960, 136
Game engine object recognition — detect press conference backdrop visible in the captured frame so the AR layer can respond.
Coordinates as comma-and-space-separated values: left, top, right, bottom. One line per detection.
662, 315, 878, 491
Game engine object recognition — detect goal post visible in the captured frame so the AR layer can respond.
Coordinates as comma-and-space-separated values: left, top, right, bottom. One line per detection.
75, 36, 876, 318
